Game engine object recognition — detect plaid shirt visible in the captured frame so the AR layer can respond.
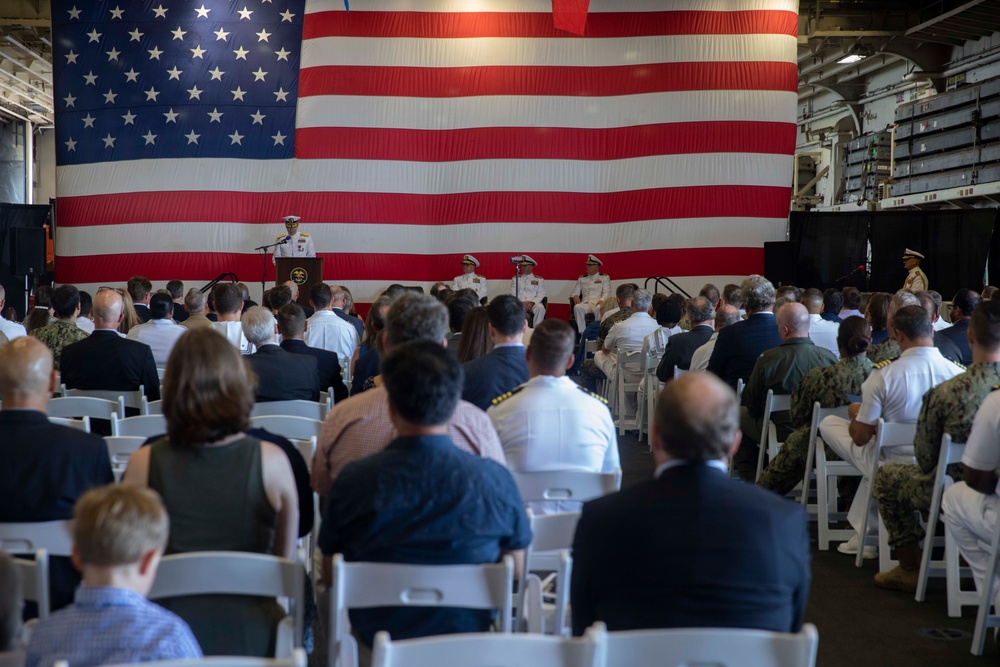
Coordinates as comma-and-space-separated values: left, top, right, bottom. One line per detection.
25, 586, 201, 667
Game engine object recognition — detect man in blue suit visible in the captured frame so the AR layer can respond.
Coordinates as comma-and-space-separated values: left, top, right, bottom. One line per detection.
707, 275, 782, 389
461, 295, 529, 410
571, 372, 811, 635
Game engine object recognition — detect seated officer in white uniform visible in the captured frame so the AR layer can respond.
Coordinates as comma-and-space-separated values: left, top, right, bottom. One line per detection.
572, 255, 611, 333
273, 215, 315, 261
819, 305, 963, 557
452, 254, 488, 304
942, 388, 1000, 614
510, 255, 546, 327
488, 319, 618, 514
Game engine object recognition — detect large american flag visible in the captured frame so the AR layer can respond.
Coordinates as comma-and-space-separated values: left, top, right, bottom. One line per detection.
52, 0, 798, 313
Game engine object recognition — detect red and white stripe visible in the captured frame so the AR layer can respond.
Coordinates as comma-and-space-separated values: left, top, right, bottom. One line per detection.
54, 0, 798, 315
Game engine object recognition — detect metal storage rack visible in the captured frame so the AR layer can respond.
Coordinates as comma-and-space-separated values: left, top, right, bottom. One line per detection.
841, 130, 892, 204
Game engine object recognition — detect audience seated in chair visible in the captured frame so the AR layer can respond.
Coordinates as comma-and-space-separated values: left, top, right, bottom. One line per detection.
872, 300, 1000, 592
276, 303, 348, 404
488, 320, 618, 514
123, 328, 298, 657
179, 289, 212, 331
688, 305, 740, 373
29, 284, 88, 371
126, 292, 186, 370
657, 296, 715, 381
318, 340, 531, 650
210, 283, 253, 355
570, 372, 811, 635
707, 275, 782, 390
0, 336, 115, 611
304, 284, 359, 370
461, 295, 529, 411
25, 485, 201, 667
242, 306, 321, 402
312, 293, 506, 509
735, 302, 838, 482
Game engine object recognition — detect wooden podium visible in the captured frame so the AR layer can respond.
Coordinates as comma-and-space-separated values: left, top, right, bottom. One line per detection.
275, 257, 324, 306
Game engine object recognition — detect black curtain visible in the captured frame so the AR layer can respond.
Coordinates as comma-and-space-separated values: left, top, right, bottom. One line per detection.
788, 212, 870, 291
867, 209, 997, 297
0, 203, 51, 320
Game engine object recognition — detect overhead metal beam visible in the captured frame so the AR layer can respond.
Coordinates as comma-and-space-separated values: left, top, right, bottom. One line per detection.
0, 67, 52, 103
0, 48, 51, 84
0, 75, 52, 113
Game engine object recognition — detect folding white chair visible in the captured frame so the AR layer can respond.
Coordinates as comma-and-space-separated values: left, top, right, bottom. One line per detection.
47, 395, 124, 422
970, 516, 1000, 655
62, 385, 147, 415
250, 416, 323, 443
614, 346, 643, 435
803, 405, 860, 550
914, 434, 979, 617
512, 470, 621, 508
329, 554, 515, 667
104, 435, 147, 482
319, 387, 336, 418
637, 351, 661, 443
292, 437, 318, 474
147, 552, 305, 659
370, 626, 602, 667
0, 521, 73, 558
48, 416, 90, 432
754, 390, 792, 483
100, 648, 307, 667
252, 400, 325, 421
111, 414, 167, 438
598, 622, 819, 667
855, 419, 917, 569
142, 398, 164, 415
13, 549, 50, 619
519, 510, 580, 636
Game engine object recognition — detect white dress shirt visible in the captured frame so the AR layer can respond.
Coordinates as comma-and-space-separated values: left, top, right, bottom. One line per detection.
688, 333, 718, 372
808, 313, 840, 359
0, 317, 27, 340
211, 321, 254, 355
127, 318, 187, 367
304, 309, 359, 367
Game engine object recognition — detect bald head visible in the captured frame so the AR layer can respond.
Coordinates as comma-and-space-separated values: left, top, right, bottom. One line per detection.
0, 337, 55, 408
92, 289, 125, 329
777, 302, 810, 340
654, 372, 740, 463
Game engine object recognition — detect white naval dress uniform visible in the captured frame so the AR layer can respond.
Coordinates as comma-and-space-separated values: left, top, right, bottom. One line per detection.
273, 231, 316, 259
572, 273, 611, 333
819, 346, 963, 536
453, 272, 488, 302
211, 320, 255, 355
808, 313, 840, 359
942, 389, 1000, 609
487, 374, 619, 514
510, 274, 546, 326
903, 267, 928, 293
304, 309, 359, 371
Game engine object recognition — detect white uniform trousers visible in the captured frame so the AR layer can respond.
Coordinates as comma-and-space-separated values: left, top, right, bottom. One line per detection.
574, 301, 600, 333
527, 302, 546, 327
819, 415, 915, 535
942, 481, 1000, 608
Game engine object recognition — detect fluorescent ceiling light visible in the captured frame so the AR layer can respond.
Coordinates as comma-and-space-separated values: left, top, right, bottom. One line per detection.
837, 54, 866, 65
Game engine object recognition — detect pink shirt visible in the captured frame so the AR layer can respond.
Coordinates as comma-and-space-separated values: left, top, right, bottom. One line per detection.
311, 385, 507, 496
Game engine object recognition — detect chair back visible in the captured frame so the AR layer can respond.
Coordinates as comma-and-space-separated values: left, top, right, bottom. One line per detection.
801, 403, 850, 507
0, 521, 73, 557
599, 622, 819, 667
148, 552, 304, 653
294, 437, 317, 473
521, 511, 581, 636
111, 414, 167, 438
142, 398, 164, 415
330, 554, 514, 667
250, 416, 323, 442
13, 549, 50, 618
104, 436, 148, 481
47, 396, 124, 421
755, 390, 792, 482
370, 626, 602, 667
48, 416, 90, 432
672, 367, 687, 380
63, 385, 146, 413
252, 400, 325, 421
100, 648, 307, 667
513, 470, 621, 505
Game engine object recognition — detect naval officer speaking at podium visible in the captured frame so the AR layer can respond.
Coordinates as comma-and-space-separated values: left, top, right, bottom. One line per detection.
273, 215, 316, 261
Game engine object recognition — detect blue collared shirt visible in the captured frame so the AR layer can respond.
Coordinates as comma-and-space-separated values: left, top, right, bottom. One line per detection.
25, 586, 201, 667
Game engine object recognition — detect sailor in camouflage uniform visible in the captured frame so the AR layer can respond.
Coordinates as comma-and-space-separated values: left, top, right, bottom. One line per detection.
757, 318, 873, 495
872, 302, 1000, 592
29, 285, 88, 371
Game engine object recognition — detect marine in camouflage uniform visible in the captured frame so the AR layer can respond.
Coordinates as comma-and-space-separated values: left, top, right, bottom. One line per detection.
30, 320, 88, 371
867, 337, 900, 364
871, 360, 1000, 591
580, 307, 633, 390
758, 355, 873, 495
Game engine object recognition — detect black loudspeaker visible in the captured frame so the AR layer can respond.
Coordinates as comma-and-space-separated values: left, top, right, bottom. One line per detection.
764, 241, 796, 289
10, 227, 46, 276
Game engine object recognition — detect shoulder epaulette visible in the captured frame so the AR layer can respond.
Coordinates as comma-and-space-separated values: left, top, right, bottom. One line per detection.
874, 355, 899, 369
491, 385, 525, 406
300, 232, 310, 237
950, 359, 967, 370
276, 234, 285, 240
576, 383, 608, 404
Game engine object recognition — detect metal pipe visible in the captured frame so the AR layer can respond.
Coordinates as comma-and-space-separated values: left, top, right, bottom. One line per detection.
0, 77, 53, 113
0, 46, 52, 84
24, 119, 33, 204
0, 68, 52, 103
942, 48, 1000, 78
